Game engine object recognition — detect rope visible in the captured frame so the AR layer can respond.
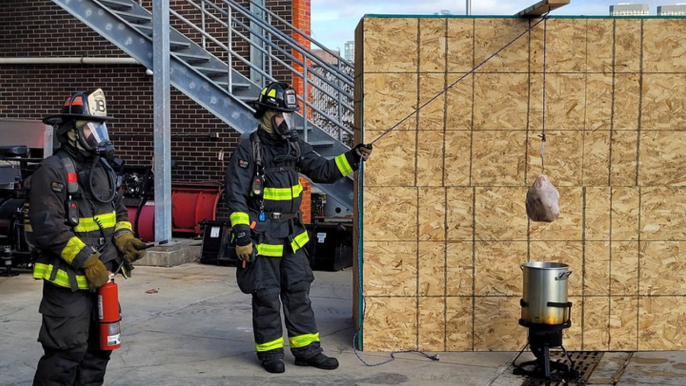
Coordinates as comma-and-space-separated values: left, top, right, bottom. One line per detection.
539, 17, 548, 173
370, 14, 551, 145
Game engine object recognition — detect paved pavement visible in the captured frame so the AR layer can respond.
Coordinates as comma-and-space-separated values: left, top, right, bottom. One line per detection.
2, 246, 686, 386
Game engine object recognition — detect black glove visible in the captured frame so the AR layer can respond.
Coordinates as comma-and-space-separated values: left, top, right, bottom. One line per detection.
353, 143, 373, 162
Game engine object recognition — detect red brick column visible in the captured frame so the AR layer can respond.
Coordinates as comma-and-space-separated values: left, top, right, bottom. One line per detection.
299, 177, 312, 224
292, 0, 311, 117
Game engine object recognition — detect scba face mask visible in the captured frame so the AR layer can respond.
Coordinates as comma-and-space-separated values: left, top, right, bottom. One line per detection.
76, 121, 115, 161
272, 112, 298, 142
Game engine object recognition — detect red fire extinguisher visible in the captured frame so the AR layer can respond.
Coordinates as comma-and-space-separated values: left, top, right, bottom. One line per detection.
98, 272, 122, 350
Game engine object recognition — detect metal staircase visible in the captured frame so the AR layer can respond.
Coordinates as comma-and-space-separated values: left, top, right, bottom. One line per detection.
50, 0, 356, 210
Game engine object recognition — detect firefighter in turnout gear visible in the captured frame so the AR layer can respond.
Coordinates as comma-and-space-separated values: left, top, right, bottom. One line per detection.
28, 89, 148, 386
225, 81, 372, 374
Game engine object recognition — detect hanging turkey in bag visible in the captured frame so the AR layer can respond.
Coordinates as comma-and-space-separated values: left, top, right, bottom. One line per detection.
526, 174, 559, 222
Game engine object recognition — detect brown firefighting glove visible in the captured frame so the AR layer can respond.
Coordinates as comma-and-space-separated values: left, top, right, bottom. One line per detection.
353, 143, 373, 162
236, 244, 254, 262
82, 253, 108, 291
114, 232, 149, 264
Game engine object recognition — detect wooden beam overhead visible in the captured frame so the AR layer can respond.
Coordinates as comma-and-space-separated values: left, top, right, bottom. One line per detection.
515, 0, 570, 17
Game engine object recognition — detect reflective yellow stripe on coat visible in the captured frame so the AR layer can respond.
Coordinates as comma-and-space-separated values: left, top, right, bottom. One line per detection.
230, 212, 250, 227
73, 212, 117, 232
263, 183, 303, 201
61, 236, 86, 264
290, 231, 309, 252
334, 154, 353, 176
33, 262, 89, 290
115, 221, 133, 233
256, 230, 309, 257
256, 243, 283, 257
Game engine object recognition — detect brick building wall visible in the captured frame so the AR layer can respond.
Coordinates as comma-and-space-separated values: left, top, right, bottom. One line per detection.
0, 0, 299, 221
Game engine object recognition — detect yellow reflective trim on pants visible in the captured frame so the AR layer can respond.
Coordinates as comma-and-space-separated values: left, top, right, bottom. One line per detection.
263, 184, 303, 201
289, 333, 320, 348
73, 212, 117, 232
335, 153, 353, 176
115, 221, 132, 232
255, 337, 284, 352
256, 243, 283, 257
33, 262, 88, 290
290, 230, 309, 252
230, 212, 250, 226
60, 237, 86, 264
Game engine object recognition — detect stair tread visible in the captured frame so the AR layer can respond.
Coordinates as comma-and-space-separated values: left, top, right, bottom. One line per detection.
113, 10, 151, 23
175, 52, 211, 60
308, 141, 335, 148
100, 0, 133, 10
194, 67, 229, 76
133, 24, 152, 33
214, 80, 251, 89
173, 53, 211, 64
170, 41, 191, 50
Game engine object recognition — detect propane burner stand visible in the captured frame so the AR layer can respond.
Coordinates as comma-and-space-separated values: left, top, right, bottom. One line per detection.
517, 262, 577, 382
513, 319, 579, 382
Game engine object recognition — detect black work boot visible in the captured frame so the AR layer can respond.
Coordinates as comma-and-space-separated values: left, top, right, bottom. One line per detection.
261, 359, 285, 373
294, 353, 339, 370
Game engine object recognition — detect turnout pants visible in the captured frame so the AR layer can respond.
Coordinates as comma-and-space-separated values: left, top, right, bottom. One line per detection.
33, 283, 112, 386
240, 247, 322, 361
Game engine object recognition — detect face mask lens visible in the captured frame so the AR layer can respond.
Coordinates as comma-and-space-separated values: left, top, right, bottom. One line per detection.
282, 113, 294, 130
82, 122, 109, 148
76, 121, 109, 150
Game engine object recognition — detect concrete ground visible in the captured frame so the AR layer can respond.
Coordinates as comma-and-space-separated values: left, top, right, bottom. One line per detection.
2, 244, 686, 386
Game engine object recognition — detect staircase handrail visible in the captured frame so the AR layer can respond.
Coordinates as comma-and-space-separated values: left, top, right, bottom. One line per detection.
234, 0, 354, 82
191, 0, 354, 91
176, 0, 355, 137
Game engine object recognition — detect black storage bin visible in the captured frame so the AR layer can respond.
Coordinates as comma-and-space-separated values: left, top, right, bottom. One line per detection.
199, 220, 237, 266
307, 222, 352, 271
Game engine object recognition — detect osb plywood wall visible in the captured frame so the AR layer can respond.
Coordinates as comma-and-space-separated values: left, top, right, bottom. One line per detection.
353, 16, 686, 352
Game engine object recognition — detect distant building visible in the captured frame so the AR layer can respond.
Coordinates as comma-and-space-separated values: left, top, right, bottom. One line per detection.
610, 3, 649, 15
436, 10, 451, 15
658, 3, 686, 15
343, 41, 354, 63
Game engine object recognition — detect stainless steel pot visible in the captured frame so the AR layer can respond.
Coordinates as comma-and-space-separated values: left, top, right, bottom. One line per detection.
520, 261, 572, 325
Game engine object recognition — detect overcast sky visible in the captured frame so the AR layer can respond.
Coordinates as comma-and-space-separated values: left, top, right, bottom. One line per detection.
311, 1, 677, 52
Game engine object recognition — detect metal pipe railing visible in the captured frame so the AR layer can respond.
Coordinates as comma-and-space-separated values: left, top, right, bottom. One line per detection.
196, 0, 353, 89
171, 0, 354, 140
242, 0, 354, 76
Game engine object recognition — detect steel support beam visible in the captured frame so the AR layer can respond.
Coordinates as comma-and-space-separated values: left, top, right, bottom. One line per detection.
153, 0, 172, 243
